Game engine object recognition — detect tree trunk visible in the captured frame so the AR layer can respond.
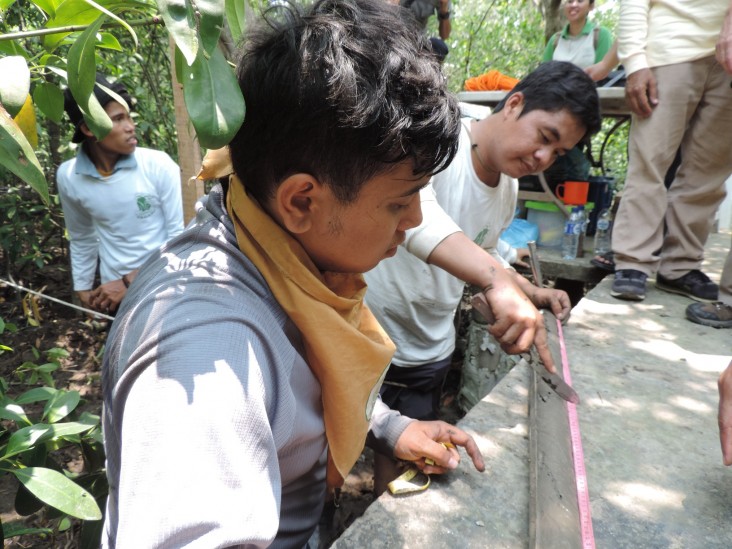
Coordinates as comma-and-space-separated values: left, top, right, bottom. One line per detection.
168, 36, 203, 225
540, 0, 563, 43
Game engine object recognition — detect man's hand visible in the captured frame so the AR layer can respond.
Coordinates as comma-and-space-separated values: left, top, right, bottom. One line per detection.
625, 68, 658, 118
394, 420, 485, 475
585, 62, 611, 83
426, 231, 557, 372
716, 6, 732, 74
718, 361, 732, 465
89, 279, 127, 314
77, 290, 93, 311
483, 270, 558, 373
528, 287, 571, 324
512, 247, 530, 269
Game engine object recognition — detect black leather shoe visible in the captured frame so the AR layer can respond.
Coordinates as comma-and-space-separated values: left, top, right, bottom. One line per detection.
656, 270, 718, 302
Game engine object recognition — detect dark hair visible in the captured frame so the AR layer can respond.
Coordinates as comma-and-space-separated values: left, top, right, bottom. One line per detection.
63, 74, 133, 144
228, 0, 460, 204
494, 61, 601, 143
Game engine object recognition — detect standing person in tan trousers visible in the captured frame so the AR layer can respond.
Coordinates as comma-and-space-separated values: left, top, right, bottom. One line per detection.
686, 7, 732, 330
610, 0, 732, 307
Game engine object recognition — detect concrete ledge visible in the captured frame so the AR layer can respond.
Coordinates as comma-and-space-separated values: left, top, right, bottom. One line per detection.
335, 231, 732, 548
333, 367, 532, 548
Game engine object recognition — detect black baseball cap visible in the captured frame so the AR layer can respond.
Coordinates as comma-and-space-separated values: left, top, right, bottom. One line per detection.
64, 73, 133, 143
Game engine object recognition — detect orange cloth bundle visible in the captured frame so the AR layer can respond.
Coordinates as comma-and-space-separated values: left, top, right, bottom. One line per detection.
464, 69, 519, 91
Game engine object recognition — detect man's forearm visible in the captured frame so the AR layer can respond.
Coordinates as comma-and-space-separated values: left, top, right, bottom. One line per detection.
425, 232, 501, 289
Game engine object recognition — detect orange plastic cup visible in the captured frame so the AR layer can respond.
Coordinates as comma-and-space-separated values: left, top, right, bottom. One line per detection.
555, 180, 589, 205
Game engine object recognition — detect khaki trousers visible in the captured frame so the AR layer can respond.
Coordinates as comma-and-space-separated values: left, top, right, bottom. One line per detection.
721, 237, 732, 306
613, 56, 732, 280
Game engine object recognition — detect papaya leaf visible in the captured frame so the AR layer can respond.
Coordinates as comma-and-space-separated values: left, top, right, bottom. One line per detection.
0, 106, 48, 204
43, 390, 80, 424
13, 467, 102, 520
225, 0, 246, 44
67, 14, 113, 141
182, 45, 245, 149
0, 56, 31, 117
158, 0, 198, 66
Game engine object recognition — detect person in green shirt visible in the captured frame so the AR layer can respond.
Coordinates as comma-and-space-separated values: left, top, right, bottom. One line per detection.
542, 0, 613, 70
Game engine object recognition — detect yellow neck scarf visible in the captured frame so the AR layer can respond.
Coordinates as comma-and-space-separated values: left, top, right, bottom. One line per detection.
201, 151, 395, 488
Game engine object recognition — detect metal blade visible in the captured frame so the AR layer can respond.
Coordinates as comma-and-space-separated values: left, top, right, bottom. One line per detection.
470, 292, 580, 404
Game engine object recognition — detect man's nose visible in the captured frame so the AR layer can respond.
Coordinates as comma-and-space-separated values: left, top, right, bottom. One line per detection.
400, 194, 423, 231
535, 147, 556, 171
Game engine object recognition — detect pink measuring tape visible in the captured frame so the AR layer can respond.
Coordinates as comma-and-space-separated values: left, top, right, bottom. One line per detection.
556, 318, 596, 549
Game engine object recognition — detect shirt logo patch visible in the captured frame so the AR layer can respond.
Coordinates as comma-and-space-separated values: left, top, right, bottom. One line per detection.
136, 194, 157, 218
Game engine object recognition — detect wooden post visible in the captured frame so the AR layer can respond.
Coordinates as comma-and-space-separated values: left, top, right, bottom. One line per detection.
168, 37, 203, 225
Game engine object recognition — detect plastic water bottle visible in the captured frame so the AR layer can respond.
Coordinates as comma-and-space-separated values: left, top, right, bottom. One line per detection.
562, 207, 581, 260
576, 205, 587, 258
593, 208, 612, 255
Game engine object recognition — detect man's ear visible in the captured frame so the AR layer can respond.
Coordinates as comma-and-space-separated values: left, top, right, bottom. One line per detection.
80, 122, 95, 140
503, 91, 525, 120
271, 173, 322, 234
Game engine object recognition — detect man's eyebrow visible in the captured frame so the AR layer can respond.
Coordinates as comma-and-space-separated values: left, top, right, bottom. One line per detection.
545, 126, 561, 141
397, 180, 430, 198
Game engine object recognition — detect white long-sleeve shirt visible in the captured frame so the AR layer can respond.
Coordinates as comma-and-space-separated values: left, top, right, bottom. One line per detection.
618, 0, 729, 76
57, 147, 184, 290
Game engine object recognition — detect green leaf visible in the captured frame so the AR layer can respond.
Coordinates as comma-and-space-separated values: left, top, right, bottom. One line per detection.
182, 45, 245, 149
174, 44, 185, 86
0, 56, 30, 117
0, 0, 18, 10
13, 467, 103, 520
43, 0, 151, 51
4, 422, 95, 459
0, 521, 53, 540
194, 0, 225, 58
225, 0, 246, 44
43, 390, 80, 424
158, 0, 198, 65
67, 14, 113, 142
0, 106, 48, 204
15, 386, 56, 405
0, 39, 28, 58
85, 0, 139, 49
46, 347, 70, 360
0, 398, 31, 426
98, 31, 123, 51
33, 82, 65, 124
4, 424, 52, 459
33, 0, 60, 16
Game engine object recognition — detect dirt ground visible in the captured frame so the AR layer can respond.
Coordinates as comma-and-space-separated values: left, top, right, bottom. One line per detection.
0, 253, 465, 548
